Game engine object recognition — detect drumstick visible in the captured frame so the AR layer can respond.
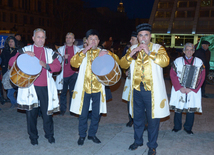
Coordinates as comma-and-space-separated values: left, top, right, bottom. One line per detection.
65, 47, 68, 65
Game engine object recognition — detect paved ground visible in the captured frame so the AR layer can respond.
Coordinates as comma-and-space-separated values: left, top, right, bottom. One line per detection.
0, 78, 214, 155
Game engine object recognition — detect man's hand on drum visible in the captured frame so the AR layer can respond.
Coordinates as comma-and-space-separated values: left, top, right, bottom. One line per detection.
39, 60, 47, 68
98, 50, 108, 57
25, 51, 35, 57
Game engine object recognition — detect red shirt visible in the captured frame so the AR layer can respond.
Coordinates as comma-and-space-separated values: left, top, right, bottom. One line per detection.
33, 46, 47, 86
63, 45, 75, 78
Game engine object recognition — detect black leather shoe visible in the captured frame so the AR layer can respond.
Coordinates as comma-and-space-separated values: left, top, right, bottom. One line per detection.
45, 135, 55, 144
172, 128, 180, 132
48, 137, 55, 144
126, 120, 133, 127
31, 139, 38, 145
77, 137, 85, 145
9, 104, 17, 109
184, 128, 194, 135
126, 121, 133, 127
60, 111, 66, 116
88, 136, 101, 144
0, 98, 6, 105
148, 148, 156, 155
128, 143, 143, 150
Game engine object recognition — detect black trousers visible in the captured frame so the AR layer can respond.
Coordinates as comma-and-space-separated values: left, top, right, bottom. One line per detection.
60, 73, 78, 112
201, 80, 206, 96
127, 101, 133, 122
133, 84, 160, 149
79, 92, 100, 137
173, 112, 194, 131
26, 86, 54, 140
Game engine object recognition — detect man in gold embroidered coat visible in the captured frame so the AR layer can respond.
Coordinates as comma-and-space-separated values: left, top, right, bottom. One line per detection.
70, 29, 119, 146
120, 23, 170, 155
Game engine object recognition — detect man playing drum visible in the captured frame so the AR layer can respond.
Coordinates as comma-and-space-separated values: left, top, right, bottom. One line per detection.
169, 43, 205, 135
55, 32, 80, 116
120, 23, 170, 155
70, 29, 119, 146
9, 28, 61, 145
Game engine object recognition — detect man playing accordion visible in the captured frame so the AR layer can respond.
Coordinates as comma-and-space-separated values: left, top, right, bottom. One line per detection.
169, 43, 205, 135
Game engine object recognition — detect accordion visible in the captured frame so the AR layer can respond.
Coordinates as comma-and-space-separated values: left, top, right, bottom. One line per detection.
180, 65, 201, 89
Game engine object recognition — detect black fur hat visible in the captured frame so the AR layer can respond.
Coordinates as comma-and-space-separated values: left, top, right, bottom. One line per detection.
131, 31, 137, 37
136, 23, 152, 34
201, 40, 210, 45
86, 29, 99, 39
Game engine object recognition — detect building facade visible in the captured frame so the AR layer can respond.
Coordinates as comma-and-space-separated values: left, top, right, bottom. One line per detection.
149, 0, 214, 48
0, 0, 60, 44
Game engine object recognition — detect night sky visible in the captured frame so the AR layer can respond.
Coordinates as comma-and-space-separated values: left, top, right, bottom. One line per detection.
82, 0, 155, 19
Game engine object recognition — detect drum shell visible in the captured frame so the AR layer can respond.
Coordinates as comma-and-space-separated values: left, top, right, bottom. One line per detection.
10, 60, 41, 88
92, 55, 121, 86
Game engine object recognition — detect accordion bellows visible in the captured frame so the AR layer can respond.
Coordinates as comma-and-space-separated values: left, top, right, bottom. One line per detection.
180, 65, 201, 89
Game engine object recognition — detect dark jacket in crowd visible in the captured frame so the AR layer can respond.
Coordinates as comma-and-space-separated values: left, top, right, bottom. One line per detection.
0, 36, 18, 75
194, 47, 211, 75
17, 40, 25, 48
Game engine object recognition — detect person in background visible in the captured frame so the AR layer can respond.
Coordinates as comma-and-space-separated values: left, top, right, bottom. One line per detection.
83, 37, 87, 48
15, 34, 25, 48
122, 31, 138, 127
0, 36, 18, 109
194, 41, 211, 98
55, 32, 80, 116
103, 36, 114, 52
0, 56, 5, 108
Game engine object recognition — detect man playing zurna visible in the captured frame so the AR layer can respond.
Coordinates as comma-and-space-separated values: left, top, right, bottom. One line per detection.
120, 23, 170, 155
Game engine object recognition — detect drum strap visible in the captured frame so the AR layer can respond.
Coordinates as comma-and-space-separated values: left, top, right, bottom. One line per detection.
183, 55, 194, 65
52, 52, 58, 60
18, 48, 24, 54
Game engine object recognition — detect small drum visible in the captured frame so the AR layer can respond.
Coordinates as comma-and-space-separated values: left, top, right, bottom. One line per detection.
91, 54, 121, 86
10, 54, 42, 88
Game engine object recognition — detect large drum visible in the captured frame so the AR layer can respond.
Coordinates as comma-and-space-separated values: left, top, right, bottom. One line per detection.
91, 54, 121, 86
9, 53, 42, 88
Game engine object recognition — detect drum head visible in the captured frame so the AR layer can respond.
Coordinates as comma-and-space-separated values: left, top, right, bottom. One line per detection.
92, 54, 114, 76
17, 54, 42, 75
